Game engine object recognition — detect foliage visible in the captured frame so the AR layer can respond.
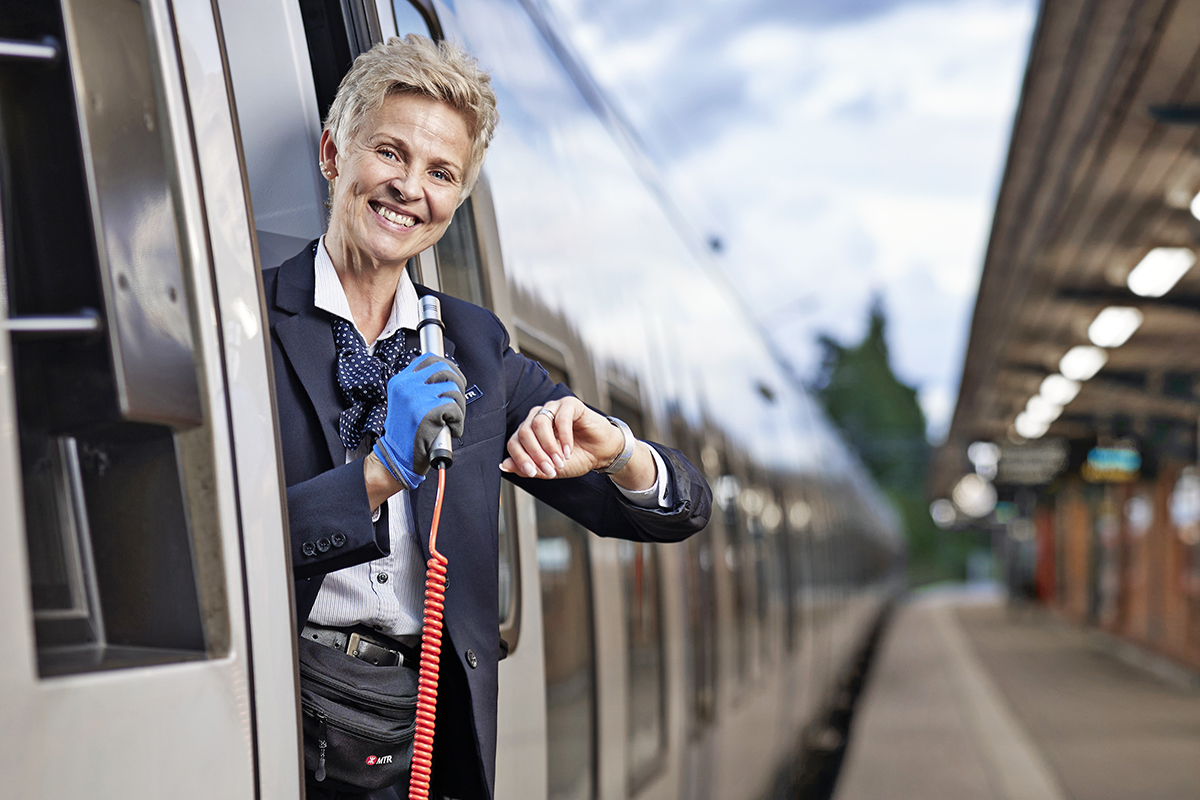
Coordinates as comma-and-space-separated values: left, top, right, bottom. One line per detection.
812, 297, 967, 585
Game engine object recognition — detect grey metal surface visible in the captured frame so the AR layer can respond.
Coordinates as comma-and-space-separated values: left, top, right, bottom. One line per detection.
59, 0, 202, 427
215, 0, 327, 249
168, 0, 307, 792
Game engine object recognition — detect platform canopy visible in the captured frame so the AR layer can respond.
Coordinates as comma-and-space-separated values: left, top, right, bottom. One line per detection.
931, 0, 1200, 499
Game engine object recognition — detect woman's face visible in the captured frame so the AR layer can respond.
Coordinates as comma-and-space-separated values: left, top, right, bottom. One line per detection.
322, 93, 472, 271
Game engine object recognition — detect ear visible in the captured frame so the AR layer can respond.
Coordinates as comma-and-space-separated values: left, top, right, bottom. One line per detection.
319, 130, 339, 178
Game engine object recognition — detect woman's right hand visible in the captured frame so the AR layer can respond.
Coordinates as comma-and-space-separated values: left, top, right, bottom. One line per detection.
371, 354, 466, 491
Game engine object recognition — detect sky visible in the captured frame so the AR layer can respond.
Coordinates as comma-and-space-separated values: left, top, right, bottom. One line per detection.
538, 0, 1037, 441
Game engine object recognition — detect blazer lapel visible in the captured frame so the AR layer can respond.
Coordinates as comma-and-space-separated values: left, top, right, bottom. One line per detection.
272, 246, 346, 467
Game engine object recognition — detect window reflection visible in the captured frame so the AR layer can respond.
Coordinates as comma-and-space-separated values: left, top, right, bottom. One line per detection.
436, 200, 488, 306
619, 540, 666, 790
390, 0, 432, 37
537, 503, 595, 800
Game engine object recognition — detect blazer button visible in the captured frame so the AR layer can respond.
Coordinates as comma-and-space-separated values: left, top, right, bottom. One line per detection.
301, 542, 316, 557
466, 649, 477, 669
316, 537, 331, 553
331, 532, 346, 548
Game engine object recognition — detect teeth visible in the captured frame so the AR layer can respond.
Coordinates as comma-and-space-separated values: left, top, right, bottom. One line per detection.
372, 202, 416, 227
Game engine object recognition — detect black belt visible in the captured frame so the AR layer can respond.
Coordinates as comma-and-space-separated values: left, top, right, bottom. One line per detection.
302, 623, 420, 668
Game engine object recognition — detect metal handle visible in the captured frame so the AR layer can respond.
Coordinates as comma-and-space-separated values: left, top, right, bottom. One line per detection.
4, 311, 103, 337
0, 37, 60, 64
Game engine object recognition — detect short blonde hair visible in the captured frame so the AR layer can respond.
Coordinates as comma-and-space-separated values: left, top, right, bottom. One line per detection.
324, 34, 498, 199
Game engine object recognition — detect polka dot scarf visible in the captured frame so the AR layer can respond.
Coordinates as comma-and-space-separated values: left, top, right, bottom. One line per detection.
332, 317, 422, 451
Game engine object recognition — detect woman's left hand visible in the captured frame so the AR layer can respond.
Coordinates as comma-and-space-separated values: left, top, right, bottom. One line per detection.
500, 397, 657, 490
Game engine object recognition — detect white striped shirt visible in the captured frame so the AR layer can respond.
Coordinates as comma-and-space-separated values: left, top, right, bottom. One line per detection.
308, 237, 427, 636
306, 237, 669, 635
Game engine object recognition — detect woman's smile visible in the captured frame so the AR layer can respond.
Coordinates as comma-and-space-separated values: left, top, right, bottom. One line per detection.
369, 201, 417, 228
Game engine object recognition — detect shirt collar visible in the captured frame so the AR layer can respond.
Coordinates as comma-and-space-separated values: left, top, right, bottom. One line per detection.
313, 236, 420, 349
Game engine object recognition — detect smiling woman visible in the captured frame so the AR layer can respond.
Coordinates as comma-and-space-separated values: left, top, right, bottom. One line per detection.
257, 32, 710, 800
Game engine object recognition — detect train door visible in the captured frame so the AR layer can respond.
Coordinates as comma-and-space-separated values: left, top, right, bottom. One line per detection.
680, 441, 723, 800
0, 0, 301, 796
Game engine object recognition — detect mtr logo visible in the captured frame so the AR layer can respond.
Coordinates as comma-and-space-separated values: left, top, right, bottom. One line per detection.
365, 755, 394, 766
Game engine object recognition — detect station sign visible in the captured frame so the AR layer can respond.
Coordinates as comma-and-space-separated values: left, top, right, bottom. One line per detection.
1082, 444, 1141, 483
996, 439, 1068, 485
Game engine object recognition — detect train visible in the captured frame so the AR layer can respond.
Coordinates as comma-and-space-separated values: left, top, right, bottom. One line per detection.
0, 0, 904, 798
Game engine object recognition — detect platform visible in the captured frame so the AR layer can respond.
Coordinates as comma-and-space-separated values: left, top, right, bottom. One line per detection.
832, 588, 1200, 800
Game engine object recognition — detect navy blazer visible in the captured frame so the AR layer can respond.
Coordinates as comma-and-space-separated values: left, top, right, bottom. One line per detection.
264, 244, 711, 799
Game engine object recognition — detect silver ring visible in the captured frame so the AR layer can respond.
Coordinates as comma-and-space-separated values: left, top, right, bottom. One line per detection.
536, 408, 555, 422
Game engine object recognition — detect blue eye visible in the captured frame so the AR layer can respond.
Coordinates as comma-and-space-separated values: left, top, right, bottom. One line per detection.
431, 169, 449, 181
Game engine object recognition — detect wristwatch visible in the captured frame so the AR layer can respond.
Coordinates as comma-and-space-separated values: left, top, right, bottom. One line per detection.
598, 415, 636, 475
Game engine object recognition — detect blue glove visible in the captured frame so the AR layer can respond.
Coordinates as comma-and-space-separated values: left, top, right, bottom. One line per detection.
372, 354, 466, 489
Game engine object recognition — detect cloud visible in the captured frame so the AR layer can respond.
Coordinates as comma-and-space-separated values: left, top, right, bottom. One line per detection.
540, 0, 1034, 436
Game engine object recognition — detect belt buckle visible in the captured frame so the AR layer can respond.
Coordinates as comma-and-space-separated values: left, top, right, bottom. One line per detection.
346, 631, 401, 667
347, 631, 364, 657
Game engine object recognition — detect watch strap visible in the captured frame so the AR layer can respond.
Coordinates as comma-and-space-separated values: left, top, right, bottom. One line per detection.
598, 415, 636, 475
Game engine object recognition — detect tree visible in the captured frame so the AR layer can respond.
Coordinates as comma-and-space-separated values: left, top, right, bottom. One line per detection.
812, 297, 961, 585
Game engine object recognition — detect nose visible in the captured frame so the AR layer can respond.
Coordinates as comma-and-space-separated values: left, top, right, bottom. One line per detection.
389, 165, 421, 202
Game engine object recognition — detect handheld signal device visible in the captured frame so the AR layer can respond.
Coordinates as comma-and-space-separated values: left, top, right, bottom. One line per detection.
410, 294, 452, 800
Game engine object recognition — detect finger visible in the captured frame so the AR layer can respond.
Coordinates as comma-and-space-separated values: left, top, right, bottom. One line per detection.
437, 388, 466, 413
530, 406, 565, 470
553, 400, 579, 462
414, 356, 467, 392
503, 432, 539, 478
435, 395, 466, 438
515, 423, 556, 478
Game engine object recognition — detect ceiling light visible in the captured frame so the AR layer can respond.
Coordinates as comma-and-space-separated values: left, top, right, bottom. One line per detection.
952, 474, 997, 518
1088, 306, 1143, 348
1025, 395, 1063, 424
930, 499, 957, 528
1059, 345, 1107, 381
1127, 247, 1195, 297
1039, 374, 1081, 405
1014, 411, 1050, 439
967, 441, 1001, 475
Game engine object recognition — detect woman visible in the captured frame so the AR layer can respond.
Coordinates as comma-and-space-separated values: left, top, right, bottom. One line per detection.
263, 34, 711, 799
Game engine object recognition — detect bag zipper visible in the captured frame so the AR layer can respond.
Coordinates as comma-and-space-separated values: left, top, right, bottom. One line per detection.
315, 712, 327, 782
302, 697, 417, 744
299, 661, 417, 712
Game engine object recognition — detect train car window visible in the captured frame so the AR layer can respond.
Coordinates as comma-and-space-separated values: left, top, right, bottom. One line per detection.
609, 388, 666, 790
751, 512, 775, 667
537, 505, 597, 800
787, 497, 815, 651
516, 327, 572, 387
435, 199, 489, 307
683, 524, 718, 731
715, 474, 751, 686
497, 481, 521, 650
390, 0, 439, 39
1, 0, 224, 676
607, 383, 647, 440
620, 539, 667, 791
298, 0, 384, 120
777, 496, 798, 654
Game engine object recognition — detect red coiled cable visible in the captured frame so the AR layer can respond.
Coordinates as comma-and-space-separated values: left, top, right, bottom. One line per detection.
409, 466, 448, 800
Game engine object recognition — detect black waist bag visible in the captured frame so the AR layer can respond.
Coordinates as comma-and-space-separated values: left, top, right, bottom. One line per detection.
298, 637, 418, 791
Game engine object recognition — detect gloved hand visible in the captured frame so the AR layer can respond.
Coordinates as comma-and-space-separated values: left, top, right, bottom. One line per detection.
372, 354, 466, 489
